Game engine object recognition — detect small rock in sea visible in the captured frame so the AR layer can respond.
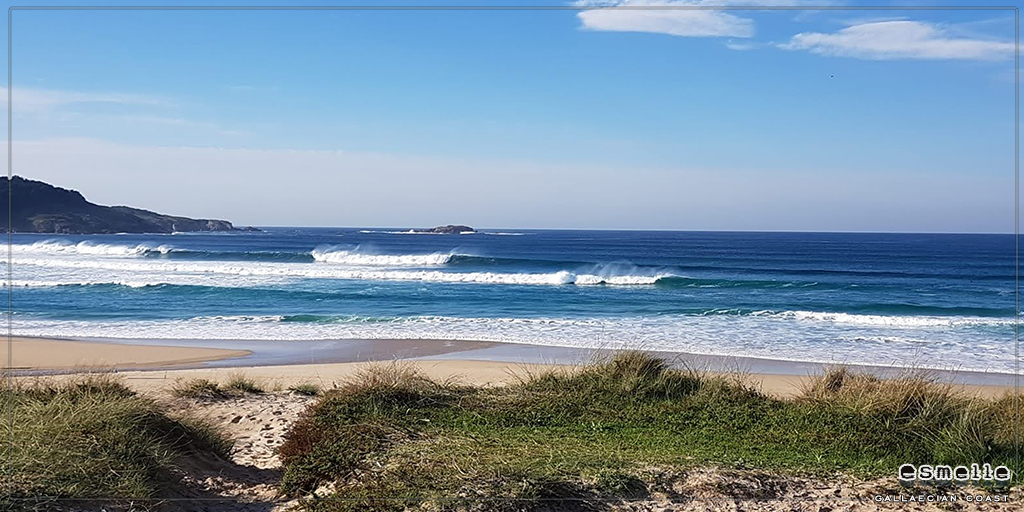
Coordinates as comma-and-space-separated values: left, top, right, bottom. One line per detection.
412, 224, 476, 234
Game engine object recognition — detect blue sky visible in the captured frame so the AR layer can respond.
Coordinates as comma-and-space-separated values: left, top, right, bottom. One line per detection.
0, 1, 1018, 232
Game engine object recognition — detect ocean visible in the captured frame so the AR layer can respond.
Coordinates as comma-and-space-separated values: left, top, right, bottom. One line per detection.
6, 229, 1017, 373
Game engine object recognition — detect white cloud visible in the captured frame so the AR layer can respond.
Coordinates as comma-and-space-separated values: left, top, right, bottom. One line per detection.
574, 0, 834, 39
0, 87, 247, 141
0, 87, 170, 112
781, 20, 1015, 61
575, 1, 755, 39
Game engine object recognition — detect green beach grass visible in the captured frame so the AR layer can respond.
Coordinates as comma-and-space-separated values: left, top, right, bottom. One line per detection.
4, 374, 231, 511
170, 372, 266, 399
289, 383, 322, 396
277, 352, 1019, 511
4, 353, 1019, 511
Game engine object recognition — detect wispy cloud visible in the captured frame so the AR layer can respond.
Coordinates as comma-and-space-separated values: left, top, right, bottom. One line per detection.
0, 87, 171, 112
724, 40, 758, 51
574, 0, 836, 41
0, 87, 249, 141
780, 20, 1015, 61
575, 1, 755, 39
112, 114, 249, 137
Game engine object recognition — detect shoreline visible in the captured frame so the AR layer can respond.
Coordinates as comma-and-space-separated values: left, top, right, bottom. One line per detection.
5, 335, 1018, 397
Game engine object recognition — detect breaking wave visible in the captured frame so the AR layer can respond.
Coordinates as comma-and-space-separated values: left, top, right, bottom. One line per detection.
310, 246, 457, 266
9, 256, 675, 286
757, 310, 1015, 328
11, 240, 175, 257
9, 312, 1017, 373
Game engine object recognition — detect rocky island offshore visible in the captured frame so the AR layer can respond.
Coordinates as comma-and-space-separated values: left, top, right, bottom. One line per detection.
1, 176, 259, 234
413, 224, 476, 234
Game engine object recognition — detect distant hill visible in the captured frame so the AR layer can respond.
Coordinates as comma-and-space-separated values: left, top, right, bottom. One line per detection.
1, 176, 258, 234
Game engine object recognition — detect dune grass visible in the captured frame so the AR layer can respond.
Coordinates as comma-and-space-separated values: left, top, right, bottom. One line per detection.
278, 352, 1020, 511
170, 377, 225, 398
171, 372, 265, 399
4, 374, 231, 511
224, 372, 265, 394
289, 383, 322, 396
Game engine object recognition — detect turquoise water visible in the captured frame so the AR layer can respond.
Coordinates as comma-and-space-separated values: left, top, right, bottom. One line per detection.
7, 229, 1017, 372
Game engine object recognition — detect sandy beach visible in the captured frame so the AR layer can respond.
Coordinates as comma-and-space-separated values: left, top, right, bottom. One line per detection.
7, 336, 1016, 399
8, 336, 252, 371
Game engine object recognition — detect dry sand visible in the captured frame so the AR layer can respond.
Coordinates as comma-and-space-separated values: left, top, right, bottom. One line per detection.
7, 336, 250, 370
107, 359, 557, 394
55, 360, 1012, 400
6, 336, 1015, 399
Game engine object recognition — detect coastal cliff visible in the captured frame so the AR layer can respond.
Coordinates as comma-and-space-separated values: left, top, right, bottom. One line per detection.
1, 176, 258, 234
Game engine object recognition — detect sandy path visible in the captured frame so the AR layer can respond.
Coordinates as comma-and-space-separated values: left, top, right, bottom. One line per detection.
175, 393, 317, 469
160, 392, 317, 512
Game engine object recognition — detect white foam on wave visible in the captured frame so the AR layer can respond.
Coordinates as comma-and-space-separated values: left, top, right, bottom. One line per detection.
573, 274, 662, 285
3, 275, 292, 289
4, 279, 176, 288
310, 246, 456, 266
10, 312, 1018, 373
10, 257, 671, 287
8, 261, 297, 290
758, 310, 1014, 327
11, 240, 174, 257
197, 314, 287, 322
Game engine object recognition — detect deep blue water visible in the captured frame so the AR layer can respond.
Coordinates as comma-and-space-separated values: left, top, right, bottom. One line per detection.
7, 228, 1017, 372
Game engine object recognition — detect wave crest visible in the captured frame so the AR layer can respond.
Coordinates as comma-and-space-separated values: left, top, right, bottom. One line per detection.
11, 256, 674, 286
310, 246, 456, 266
12, 240, 175, 257
755, 310, 1014, 327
